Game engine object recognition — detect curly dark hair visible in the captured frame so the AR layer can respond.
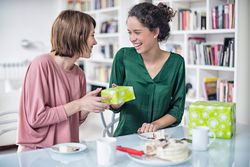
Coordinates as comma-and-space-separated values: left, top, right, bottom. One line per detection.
128, 2, 176, 42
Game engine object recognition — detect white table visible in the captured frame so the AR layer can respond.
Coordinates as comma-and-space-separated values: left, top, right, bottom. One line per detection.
0, 124, 250, 167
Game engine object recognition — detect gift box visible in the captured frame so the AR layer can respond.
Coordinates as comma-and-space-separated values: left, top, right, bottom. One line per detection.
101, 86, 135, 104
188, 101, 236, 139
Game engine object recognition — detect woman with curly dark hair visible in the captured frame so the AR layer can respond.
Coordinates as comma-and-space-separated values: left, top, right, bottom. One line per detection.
109, 2, 186, 136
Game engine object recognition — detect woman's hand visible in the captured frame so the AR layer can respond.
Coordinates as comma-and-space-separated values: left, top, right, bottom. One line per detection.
64, 88, 110, 117
110, 83, 124, 109
79, 88, 110, 113
137, 115, 177, 133
137, 122, 159, 133
111, 103, 124, 109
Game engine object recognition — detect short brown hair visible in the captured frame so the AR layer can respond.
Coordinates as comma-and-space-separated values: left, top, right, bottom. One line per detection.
51, 10, 96, 57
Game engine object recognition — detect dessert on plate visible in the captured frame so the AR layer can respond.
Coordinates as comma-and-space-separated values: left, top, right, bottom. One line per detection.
144, 138, 189, 162
138, 129, 169, 140
58, 145, 80, 153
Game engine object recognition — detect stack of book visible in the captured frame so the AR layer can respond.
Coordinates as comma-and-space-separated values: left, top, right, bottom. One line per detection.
203, 77, 234, 102
203, 77, 218, 101
93, 0, 118, 10
67, 0, 118, 11
91, 65, 111, 83
188, 37, 234, 67
99, 43, 118, 59
211, 2, 235, 29
188, 37, 206, 65
177, 9, 206, 30
220, 38, 234, 67
218, 80, 234, 102
100, 19, 118, 33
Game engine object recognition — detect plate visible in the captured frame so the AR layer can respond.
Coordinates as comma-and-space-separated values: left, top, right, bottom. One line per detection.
138, 131, 170, 141
50, 142, 87, 154
127, 146, 192, 166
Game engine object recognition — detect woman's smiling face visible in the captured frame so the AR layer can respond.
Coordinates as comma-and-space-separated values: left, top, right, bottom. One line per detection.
127, 16, 158, 55
81, 23, 97, 58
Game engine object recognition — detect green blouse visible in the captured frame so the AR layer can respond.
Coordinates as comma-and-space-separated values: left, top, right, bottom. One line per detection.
109, 47, 186, 136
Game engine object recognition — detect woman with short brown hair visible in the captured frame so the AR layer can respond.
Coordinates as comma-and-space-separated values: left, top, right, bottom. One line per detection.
17, 10, 109, 152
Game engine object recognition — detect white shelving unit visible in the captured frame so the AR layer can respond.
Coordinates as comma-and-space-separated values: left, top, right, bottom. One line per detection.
153, 0, 250, 124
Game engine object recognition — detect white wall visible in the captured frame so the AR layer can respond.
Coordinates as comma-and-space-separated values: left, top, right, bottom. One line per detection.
0, 0, 65, 62
236, 0, 250, 125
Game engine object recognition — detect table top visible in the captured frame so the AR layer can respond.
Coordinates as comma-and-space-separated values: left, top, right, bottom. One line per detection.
1, 124, 250, 167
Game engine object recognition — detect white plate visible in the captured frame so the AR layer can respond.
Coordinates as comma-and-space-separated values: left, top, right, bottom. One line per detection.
127, 146, 192, 166
50, 142, 87, 154
137, 131, 170, 141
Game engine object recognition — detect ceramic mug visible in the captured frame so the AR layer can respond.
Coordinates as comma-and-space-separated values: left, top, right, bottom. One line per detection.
96, 137, 117, 166
192, 126, 216, 151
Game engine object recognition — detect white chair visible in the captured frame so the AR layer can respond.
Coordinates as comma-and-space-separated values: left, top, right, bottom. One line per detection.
100, 111, 119, 137
0, 90, 20, 147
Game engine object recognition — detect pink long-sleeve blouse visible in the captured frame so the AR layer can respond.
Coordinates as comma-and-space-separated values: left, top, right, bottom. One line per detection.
17, 54, 86, 151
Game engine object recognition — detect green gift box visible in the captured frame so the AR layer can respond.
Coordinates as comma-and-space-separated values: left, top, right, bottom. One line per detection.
188, 101, 236, 139
101, 86, 135, 104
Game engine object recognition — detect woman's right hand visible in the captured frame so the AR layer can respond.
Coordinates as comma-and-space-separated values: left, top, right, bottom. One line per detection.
110, 83, 124, 109
79, 88, 110, 113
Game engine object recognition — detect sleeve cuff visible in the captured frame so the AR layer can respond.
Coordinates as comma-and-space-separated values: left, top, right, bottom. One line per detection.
56, 105, 68, 122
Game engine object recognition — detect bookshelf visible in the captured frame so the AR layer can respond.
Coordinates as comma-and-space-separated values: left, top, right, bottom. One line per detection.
153, 0, 250, 124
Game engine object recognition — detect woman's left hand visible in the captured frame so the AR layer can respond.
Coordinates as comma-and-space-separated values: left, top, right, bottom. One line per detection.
137, 122, 159, 133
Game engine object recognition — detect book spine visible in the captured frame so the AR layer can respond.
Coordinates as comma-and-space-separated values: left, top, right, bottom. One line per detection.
224, 4, 229, 29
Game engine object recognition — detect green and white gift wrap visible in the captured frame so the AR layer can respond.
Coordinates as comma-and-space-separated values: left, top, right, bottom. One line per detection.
188, 101, 236, 139
101, 86, 135, 104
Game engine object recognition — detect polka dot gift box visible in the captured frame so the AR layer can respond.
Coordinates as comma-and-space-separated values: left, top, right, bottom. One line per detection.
101, 86, 135, 105
188, 101, 236, 139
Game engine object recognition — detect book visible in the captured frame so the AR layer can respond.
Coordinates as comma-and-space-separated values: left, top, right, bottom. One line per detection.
217, 4, 224, 29
188, 37, 206, 64
212, 7, 217, 29
227, 81, 234, 102
203, 77, 218, 100
217, 80, 234, 102
222, 38, 234, 67
200, 12, 206, 30
224, 4, 229, 28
